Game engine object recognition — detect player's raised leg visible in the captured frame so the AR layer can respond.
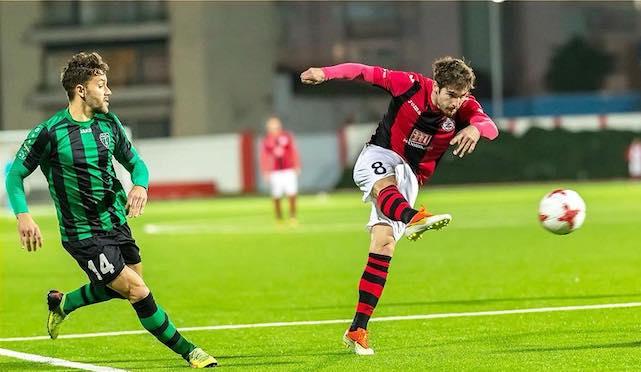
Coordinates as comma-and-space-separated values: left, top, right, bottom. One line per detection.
373, 176, 451, 241
109, 266, 218, 368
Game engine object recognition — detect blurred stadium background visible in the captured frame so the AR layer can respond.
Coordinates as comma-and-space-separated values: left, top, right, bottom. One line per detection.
2, 1, 641, 370
1, 1, 641, 199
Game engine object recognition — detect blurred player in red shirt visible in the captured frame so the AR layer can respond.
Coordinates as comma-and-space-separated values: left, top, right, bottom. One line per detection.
260, 116, 301, 223
301, 57, 498, 355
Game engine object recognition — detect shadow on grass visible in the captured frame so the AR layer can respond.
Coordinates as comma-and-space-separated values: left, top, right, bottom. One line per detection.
284, 292, 641, 311
82, 357, 176, 364
126, 361, 300, 370
375, 328, 641, 353
104, 351, 351, 370
216, 350, 351, 359
215, 361, 301, 368
497, 340, 641, 353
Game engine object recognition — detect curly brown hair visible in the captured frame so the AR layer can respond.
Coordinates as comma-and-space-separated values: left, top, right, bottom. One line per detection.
432, 56, 475, 92
60, 52, 109, 100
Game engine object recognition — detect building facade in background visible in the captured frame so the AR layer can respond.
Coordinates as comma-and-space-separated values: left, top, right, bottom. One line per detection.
0, 1, 276, 137
1, 1, 640, 137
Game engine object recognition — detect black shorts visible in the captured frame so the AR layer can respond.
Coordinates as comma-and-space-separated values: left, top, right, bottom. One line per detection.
62, 223, 141, 285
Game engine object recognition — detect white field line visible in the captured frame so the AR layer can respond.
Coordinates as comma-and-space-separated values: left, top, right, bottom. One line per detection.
0, 347, 126, 371
140, 220, 524, 235
1, 301, 640, 343
142, 222, 364, 235
141, 215, 641, 235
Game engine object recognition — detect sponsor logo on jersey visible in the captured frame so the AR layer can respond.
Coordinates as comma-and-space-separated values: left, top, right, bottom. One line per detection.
404, 128, 432, 150
99, 132, 110, 148
80, 128, 92, 134
408, 99, 421, 115
441, 118, 455, 132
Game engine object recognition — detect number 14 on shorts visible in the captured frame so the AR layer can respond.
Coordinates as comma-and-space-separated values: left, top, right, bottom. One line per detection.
87, 253, 115, 281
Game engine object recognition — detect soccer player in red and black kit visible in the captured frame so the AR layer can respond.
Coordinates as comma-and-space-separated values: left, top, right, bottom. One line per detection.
301, 57, 498, 355
260, 116, 301, 223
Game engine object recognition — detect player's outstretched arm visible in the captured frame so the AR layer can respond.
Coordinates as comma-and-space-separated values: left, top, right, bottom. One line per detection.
300, 67, 326, 85
302, 63, 415, 97
301, 63, 376, 85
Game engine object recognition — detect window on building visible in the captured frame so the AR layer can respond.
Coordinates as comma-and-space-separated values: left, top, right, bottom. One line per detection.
344, 3, 401, 39
139, 46, 170, 84
43, 42, 169, 89
42, 1, 77, 26
41, 0, 167, 26
127, 119, 171, 139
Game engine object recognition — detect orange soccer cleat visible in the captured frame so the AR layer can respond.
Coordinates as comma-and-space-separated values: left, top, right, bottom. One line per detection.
404, 206, 452, 241
343, 328, 375, 355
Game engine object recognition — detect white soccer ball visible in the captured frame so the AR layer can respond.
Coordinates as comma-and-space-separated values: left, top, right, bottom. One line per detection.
538, 189, 586, 235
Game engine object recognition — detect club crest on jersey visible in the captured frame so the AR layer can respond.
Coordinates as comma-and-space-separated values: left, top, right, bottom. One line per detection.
405, 128, 432, 150
99, 132, 111, 148
441, 118, 455, 132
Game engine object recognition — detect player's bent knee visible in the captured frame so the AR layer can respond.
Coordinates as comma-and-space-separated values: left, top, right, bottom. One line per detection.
370, 224, 396, 255
127, 263, 143, 278
371, 176, 397, 198
128, 283, 150, 303
109, 266, 150, 302
370, 236, 396, 256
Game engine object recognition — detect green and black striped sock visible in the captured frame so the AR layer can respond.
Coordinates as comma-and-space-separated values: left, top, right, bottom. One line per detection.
132, 293, 196, 359
62, 283, 125, 315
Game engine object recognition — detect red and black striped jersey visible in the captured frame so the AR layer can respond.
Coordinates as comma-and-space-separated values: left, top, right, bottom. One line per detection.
322, 63, 498, 184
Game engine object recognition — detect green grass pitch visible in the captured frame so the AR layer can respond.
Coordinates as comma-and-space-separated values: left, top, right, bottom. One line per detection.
2, 181, 641, 370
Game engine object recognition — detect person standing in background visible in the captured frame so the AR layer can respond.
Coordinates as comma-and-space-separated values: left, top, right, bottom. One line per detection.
260, 116, 301, 224
627, 137, 641, 179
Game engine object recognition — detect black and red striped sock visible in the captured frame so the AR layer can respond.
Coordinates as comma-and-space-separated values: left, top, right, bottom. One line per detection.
350, 253, 392, 331
376, 185, 418, 223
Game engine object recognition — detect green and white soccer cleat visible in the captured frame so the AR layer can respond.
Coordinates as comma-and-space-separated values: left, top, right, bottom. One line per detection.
46, 290, 66, 339
405, 207, 452, 241
186, 347, 218, 368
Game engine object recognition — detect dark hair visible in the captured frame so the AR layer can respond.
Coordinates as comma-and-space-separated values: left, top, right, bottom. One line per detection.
60, 52, 109, 100
432, 56, 475, 92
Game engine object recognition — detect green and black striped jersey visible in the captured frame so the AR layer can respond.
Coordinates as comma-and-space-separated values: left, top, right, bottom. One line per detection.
6, 108, 149, 241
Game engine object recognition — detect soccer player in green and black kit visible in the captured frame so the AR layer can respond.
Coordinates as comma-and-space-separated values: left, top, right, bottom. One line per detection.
5, 52, 217, 368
